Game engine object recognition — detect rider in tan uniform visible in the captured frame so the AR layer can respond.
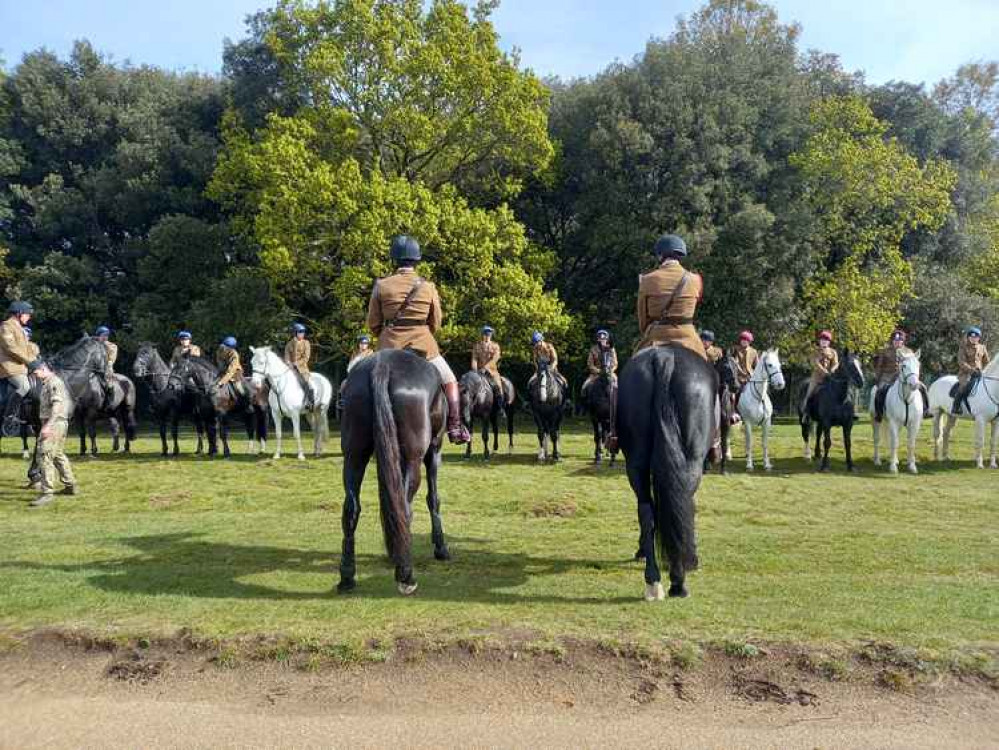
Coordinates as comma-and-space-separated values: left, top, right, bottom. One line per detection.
471, 326, 506, 414
284, 323, 315, 408
347, 335, 374, 373
94, 325, 117, 407
527, 332, 568, 391
581, 330, 618, 399
700, 330, 723, 364
1, 301, 36, 437
872, 329, 913, 422
215, 336, 247, 402
733, 331, 759, 390
170, 331, 201, 366
953, 326, 989, 415
635, 234, 704, 357
802, 330, 839, 409
366, 235, 469, 443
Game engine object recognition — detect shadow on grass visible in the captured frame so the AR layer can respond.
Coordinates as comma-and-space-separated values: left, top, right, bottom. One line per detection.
1, 532, 640, 605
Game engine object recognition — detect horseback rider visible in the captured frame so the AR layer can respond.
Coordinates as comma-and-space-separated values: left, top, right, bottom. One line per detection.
636, 234, 705, 357
284, 323, 315, 408
953, 326, 989, 415
94, 325, 117, 407
700, 330, 723, 364
366, 234, 470, 444
471, 325, 506, 416
872, 329, 913, 422
733, 331, 759, 390
527, 331, 568, 390
215, 336, 248, 402
581, 329, 617, 401
347, 334, 374, 373
170, 330, 201, 365
802, 330, 839, 411
1, 301, 37, 437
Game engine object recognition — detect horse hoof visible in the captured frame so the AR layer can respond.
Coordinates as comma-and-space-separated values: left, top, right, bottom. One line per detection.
434, 547, 451, 562
633, 549, 646, 561
272, 453, 281, 460
889, 465, 898, 475
764, 464, 773, 472
908, 465, 919, 475
668, 583, 689, 598
848, 466, 859, 474
21, 451, 29, 460
297, 454, 306, 461
644, 582, 666, 602
397, 581, 418, 596
337, 578, 356, 594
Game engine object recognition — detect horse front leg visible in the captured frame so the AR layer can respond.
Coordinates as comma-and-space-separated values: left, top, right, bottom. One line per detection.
743, 421, 754, 471
220, 416, 231, 459
337, 451, 369, 593
552, 425, 561, 463
482, 416, 491, 461
989, 419, 998, 469
272, 403, 284, 460
974, 417, 986, 469
844, 424, 856, 473
536, 425, 546, 462
762, 419, 772, 471
110, 416, 121, 453
78, 417, 87, 456
820, 426, 832, 472
491, 410, 499, 453
592, 417, 602, 465
159, 418, 168, 456
887, 419, 900, 474
872, 417, 882, 466
88, 415, 98, 456
906, 420, 920, 474
424, 448, 450, 561
292, 412, 305, 461
172, 414, 181, 456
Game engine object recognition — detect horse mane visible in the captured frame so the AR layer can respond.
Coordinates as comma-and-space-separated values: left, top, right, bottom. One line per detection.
51, 335, 105, 370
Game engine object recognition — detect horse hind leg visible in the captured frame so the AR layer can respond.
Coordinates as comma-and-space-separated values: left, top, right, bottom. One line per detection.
337, 450, 370, 594
424, 448, 450, 561
743, 422, 754, 471
872, 417, 882, 466
989, 419, 998, 469
887, 420, 900, 474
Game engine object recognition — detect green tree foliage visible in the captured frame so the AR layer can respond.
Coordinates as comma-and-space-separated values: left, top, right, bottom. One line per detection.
211, 0, 569, 360
789, 96, 955, 357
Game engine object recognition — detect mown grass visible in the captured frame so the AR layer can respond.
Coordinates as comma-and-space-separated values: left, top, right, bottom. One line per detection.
0, 416, 995, 651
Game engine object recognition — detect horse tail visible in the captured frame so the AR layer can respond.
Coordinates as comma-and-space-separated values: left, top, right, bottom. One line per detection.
649, 351, 699, 573
371, 356, 409, 566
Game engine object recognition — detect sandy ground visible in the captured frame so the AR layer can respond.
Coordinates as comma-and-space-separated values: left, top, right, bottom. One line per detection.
0, 642, 996, 749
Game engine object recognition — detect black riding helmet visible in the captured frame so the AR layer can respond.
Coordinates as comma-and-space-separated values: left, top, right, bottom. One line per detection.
390, 235, 421, 262
8, 301, 34, 316
653, 234, 687, 258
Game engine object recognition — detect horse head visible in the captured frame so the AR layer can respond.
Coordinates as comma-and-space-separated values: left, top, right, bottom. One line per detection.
249, 346, 269, 388
716, 355, 739, 392
898, 350, 921, 390
133, 343, 163, 379
842, 348, 865, 388
53, 335, 107, 377
760, 349, 785, 391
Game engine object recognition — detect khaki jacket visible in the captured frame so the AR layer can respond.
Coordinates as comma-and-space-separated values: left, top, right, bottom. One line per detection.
958, 341, 990, 386
170, 344, 202, 366
472, 339, 502, 388
26, 341, 40, 362
39, 375, 73, 423
733, 346, 759, 386
873, 345, 912, 385
704, 344, 724, 364
285, 338, 311, 375
366, 268, 443, 359
0, 317, 34, 377
635, 260, 705, 357
587, 345, 618, 376
216, 346, 243, 385
809, 346, 839, 386
103, 341, 118, 368
532, 341, 559, 371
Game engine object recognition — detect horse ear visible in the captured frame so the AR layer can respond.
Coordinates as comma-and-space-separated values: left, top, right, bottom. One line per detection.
249, 346, 257, 354
915, 348, 921, 359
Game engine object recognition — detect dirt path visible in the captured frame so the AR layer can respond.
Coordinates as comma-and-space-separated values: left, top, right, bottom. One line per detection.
1, 642, 995, 749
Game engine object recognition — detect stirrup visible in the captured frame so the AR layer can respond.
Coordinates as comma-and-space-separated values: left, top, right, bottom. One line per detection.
447, 424, 471, 444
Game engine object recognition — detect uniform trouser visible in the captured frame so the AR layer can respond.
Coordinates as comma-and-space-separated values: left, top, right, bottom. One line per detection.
293, 366, 314, 402
954, 374, 979, 413
39, 420, 74, 494
429, 356, 457, 385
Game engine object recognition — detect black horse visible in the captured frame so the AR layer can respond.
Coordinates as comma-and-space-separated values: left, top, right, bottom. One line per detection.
709, 354, 740, 474
133, 344, 211, 456
49, 336, 137, 456
338, 350, 451, 595
582, 353, 619, 466
459, 370, 515, 459
528, 359, 566, 462
618, 346, 715, 601
0, 379, 32, 458
171, 354, 266, 459
799, 349, 865, 472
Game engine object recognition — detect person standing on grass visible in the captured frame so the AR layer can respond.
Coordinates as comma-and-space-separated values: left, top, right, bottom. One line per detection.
27, 359, 76, 508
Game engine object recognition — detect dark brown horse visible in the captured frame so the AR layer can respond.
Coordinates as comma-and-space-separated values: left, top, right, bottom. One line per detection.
338, 350, 451, 595
618, 345, 715, 601
459, 370, 515, 459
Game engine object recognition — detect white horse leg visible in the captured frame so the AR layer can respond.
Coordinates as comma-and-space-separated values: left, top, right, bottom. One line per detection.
906, 420, 919, 474
762, 420, 772, 471
989, 419, 999, 469
932, 413, 942, 461
872, 418, 882, 466
292, 411, 305, 461
743, 421, 753, 471
975, 417, 986, 469
887, 419, 899, 475
943, 415, 957, 461
272, 404, 283, 460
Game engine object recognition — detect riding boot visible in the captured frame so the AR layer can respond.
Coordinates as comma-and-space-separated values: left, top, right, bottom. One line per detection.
493, 384, 506, 419
919, 383, 931, 419
2, 392, 24, 438
443, 382, 470, 444
951, 384, 965, 416
874, 384, 888, 422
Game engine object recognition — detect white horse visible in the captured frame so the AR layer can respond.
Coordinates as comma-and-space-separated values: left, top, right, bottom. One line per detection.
736, 349, 786, 471
870, 350, 924, 474
249, 346, 332, 460
927, 352, 999, 469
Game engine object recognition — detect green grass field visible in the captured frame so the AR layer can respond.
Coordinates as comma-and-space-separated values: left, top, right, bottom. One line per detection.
0, 417, 996, 652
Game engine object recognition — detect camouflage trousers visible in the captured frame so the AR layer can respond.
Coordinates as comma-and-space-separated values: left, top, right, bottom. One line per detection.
39, 420, 75, 494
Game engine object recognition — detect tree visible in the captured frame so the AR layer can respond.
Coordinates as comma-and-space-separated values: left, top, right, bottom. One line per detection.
789, 96, 956, 357
211, 0, 570, 360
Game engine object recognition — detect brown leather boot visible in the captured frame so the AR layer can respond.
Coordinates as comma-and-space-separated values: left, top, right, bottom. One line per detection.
443, 382, 470, 444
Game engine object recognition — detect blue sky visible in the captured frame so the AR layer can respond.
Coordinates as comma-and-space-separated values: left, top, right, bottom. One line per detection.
1, 0, 996, 86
